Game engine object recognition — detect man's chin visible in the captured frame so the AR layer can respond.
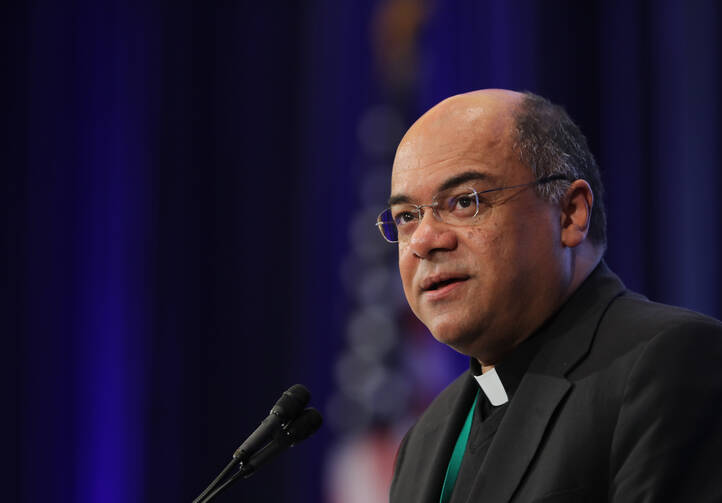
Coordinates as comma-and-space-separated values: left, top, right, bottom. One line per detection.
429, 325, 480, 356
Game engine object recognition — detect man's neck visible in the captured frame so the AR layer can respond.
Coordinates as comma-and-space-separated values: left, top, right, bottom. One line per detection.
567, 244, 604, 300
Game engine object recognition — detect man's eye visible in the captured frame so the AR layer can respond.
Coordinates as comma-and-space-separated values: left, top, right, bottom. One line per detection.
455, 196, 474, 209
448, 194, 477, 214
394, 211, 417, 226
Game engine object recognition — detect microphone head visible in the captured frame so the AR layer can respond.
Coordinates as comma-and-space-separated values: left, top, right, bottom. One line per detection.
285, 407, 323, 447
270, 384, 310, 423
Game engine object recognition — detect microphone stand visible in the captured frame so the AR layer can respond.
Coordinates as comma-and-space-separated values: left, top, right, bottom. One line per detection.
192, 459, 238, 503
197, 464, 247, 503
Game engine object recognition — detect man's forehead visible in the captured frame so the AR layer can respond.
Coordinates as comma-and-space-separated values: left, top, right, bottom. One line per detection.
402, 99, 512, 146
391, 94, 522, 195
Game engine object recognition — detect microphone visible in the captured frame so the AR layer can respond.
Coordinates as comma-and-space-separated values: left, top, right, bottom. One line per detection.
192, 384, 311, 503
233, 384, 310, 463
198, 408, 323, 502
239, 407, 323, 479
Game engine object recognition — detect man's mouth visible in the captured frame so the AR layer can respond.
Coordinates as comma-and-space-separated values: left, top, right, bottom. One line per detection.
420, 274, 470, 292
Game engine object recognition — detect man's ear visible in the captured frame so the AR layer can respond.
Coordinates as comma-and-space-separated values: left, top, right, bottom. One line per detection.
560, 179, 593, 248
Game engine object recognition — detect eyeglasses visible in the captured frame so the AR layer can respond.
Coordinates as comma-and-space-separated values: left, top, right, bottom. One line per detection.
375, 174, 569, 243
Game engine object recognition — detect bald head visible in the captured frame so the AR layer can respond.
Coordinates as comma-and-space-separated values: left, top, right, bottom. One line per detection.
418, 88, 525, 124
418, 88, 525, 127
394, 90, 525, 186
389, 88, 603, 363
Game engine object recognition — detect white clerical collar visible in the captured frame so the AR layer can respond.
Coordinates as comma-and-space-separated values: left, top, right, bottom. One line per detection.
473, 367, 509, 406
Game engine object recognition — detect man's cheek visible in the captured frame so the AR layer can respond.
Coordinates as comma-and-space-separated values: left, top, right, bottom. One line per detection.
464, 226, 502, 253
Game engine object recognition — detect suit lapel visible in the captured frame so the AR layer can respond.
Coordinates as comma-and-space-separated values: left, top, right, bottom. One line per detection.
464, 262, 626, 502
414, 376, 478, 503
391, 372, 478, 503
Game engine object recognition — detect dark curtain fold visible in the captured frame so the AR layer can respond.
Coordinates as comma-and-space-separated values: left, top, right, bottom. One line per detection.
10, 1, 722, 502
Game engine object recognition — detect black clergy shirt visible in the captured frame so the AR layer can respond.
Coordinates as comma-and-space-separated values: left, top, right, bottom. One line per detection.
447, 325, 558, 503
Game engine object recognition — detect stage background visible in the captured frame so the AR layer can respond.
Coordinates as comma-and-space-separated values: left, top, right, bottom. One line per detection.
9, 1, 721, 501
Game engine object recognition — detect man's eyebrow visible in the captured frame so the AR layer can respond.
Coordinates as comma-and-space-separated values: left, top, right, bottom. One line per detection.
437, 171, 492, 192
388, 194, 411, 206
388, 171, 493, 206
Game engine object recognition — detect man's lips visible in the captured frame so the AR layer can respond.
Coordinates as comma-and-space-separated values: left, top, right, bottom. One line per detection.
419, 273, 471, 293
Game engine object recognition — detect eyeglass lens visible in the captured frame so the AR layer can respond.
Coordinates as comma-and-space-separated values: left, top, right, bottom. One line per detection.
377, 208, 398, 242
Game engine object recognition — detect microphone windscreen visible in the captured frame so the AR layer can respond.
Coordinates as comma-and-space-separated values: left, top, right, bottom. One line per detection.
286, 407, 323, 446
270, 384, 310, 422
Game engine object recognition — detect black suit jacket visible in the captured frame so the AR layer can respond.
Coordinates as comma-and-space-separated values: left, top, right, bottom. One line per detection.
390, 263, 722, 502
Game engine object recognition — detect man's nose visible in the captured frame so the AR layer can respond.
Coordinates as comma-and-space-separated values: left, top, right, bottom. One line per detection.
408, 211, 457, 259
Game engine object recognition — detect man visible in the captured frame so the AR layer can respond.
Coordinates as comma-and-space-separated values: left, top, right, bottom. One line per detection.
379, 89, 722, 502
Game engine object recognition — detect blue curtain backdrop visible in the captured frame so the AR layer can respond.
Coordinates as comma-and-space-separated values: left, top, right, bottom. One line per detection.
10, 1, 721, 501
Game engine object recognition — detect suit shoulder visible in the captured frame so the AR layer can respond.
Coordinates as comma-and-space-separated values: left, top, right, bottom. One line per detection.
602, 291, 722, 340
576, 292, 722, 377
